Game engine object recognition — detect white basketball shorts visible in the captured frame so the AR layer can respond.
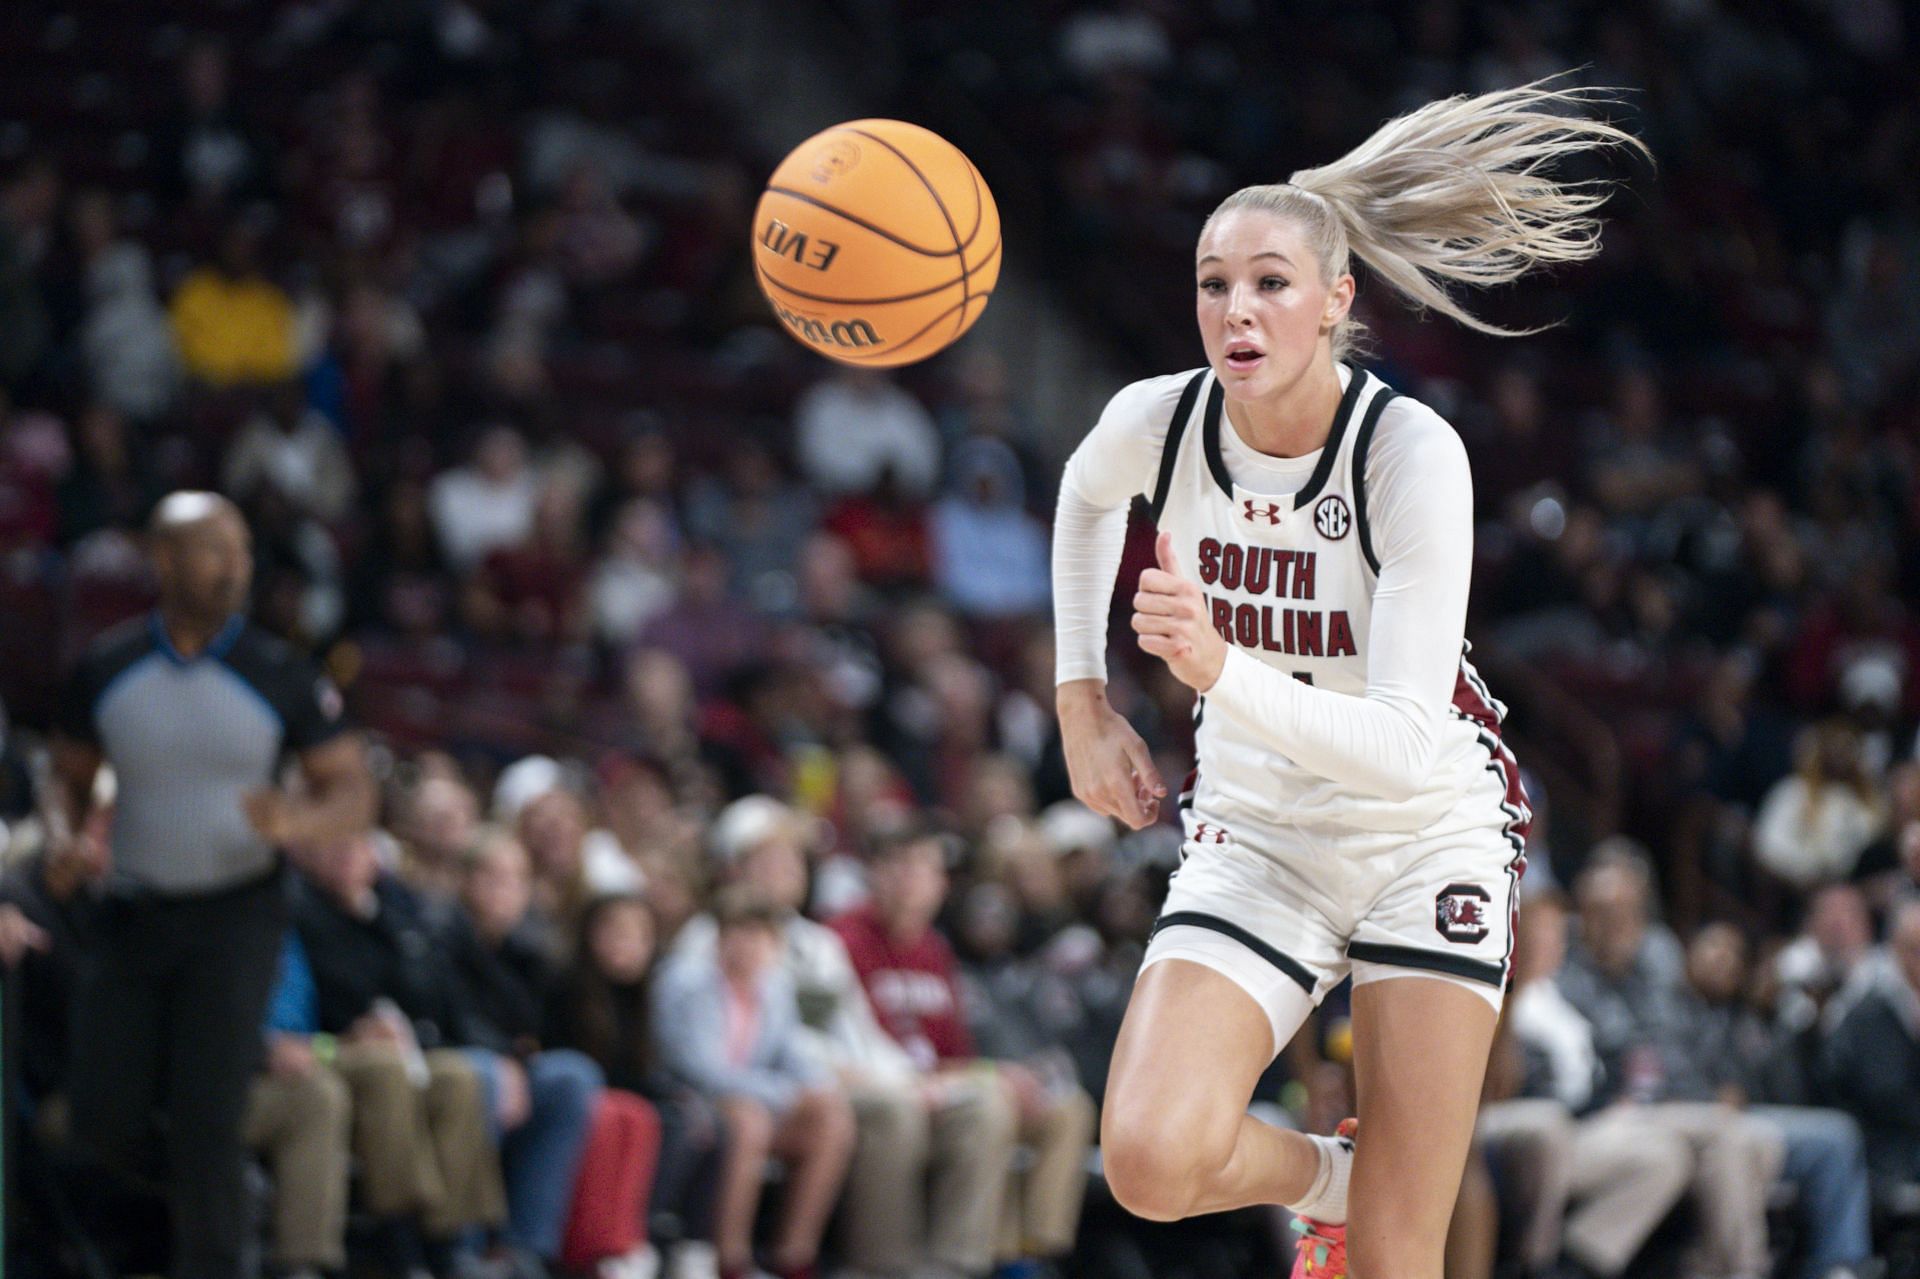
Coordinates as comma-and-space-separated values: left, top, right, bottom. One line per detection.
1142, 798, 1525, 1051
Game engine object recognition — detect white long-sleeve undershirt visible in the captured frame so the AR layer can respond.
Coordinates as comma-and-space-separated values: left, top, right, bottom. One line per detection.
1051, 371, 1476, 803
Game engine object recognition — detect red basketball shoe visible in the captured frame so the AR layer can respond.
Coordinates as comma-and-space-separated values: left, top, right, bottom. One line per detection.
1288, 1118, 1356, 1279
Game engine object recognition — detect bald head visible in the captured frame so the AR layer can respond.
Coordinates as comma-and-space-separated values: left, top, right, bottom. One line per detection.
149, 490, 251, 625
1576, 853, 1652, 977
150, 490, 242, 539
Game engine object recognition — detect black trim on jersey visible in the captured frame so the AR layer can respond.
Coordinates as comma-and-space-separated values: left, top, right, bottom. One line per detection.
1177, 698, 1204, 811
1194, 362, 1369, 510
1350, 382, 1400, 576
1153, 910, 1316, 994
1346, 940, 1506, 989
1290, 366, 1367, 509
1196, 378, 1231, 499
1147, 371, 1210, 525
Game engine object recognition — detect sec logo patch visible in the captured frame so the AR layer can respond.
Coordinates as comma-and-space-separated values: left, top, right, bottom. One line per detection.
1313, 495, 1351, 540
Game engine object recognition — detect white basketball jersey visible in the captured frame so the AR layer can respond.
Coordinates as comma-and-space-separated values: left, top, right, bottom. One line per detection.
1147, 364, 1530, 841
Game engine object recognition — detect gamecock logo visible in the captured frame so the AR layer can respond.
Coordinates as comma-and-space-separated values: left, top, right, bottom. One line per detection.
1435, 883, 1493, 944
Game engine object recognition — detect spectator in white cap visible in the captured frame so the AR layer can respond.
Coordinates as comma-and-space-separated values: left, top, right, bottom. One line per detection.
665, 794, 1018, 1279
1038, 799, 1118, 919
493, 755, 642, 931
707, 795, 802, 872
982, 819, 1077, 957
1837, 650, 1902, 779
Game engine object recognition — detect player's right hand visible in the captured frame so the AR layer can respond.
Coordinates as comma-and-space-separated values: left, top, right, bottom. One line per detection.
1057, 681, 1165, 830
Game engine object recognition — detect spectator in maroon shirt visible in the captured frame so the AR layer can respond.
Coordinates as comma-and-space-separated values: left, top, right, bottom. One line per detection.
833, 825, 1094, 1267
832, 827, 971, 1069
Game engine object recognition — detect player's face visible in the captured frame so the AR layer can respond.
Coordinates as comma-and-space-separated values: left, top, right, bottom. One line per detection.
1195, 210, 1352, 397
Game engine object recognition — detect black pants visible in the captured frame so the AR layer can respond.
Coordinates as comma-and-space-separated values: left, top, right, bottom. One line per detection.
648, 1087, 725, 1245
69, 870, 287, 1279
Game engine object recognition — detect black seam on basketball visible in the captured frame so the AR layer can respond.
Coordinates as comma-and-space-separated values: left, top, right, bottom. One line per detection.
964, 157, 984, 243
841, 127, 970, 339
1291, 364, 1368, 510
828, 291, 994, 362
837, 128, 990, 253
767, 185, 960, 257
756, 232, 1002, 306
1352, 386, 1398, 575
1152, 911, 1316, 994
1346, 941, 1505, 988
1148, 370, 1207, 524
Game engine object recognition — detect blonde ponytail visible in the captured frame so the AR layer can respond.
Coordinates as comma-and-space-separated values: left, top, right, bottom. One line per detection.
1207, 78, 1651, 360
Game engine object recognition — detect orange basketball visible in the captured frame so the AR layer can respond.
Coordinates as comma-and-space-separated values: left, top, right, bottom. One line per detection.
753, 119, 1000, 368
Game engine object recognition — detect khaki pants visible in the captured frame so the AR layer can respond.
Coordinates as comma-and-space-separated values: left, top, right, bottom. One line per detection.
1478, 1098, 1695, 1277
334, 1042, 507, 1235
1477, 1099, 1576, 1270
1638, 1103, 1784, 1279
999, 1087, 1096, 1260
242, 1070, 351, 1271
840, 1077, 1019, 1274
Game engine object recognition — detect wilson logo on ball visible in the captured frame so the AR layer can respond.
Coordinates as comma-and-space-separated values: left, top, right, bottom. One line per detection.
772, 302, 880, 350
760, 219, 841, 273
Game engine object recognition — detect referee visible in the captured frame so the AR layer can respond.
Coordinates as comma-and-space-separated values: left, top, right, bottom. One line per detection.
48, 491, 375, 1279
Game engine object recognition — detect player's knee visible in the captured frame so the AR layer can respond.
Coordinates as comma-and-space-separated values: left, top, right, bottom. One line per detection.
1101, 1107, 1227, 1222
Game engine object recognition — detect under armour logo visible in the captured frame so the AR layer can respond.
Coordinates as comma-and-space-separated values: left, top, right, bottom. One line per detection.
1314, 495, 1351, 540
1242, 500, 1282, 525
1192, 822, 1230, 844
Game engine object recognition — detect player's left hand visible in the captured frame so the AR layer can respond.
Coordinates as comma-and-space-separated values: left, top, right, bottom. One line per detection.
1133, 531, 1227, 693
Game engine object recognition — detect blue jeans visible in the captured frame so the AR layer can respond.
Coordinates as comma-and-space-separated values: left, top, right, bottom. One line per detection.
465, 1048, 603, 1259
1751, 1105, 1871, 1279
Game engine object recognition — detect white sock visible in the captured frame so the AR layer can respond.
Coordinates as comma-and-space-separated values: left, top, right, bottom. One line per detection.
1283, 1130, 1354, 1225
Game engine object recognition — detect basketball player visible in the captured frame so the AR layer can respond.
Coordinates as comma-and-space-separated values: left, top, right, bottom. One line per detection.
1052, 83, 1647, 1279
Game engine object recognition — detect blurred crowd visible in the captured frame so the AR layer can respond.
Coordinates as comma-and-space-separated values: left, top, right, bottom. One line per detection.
0, 0, 1917, 1278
